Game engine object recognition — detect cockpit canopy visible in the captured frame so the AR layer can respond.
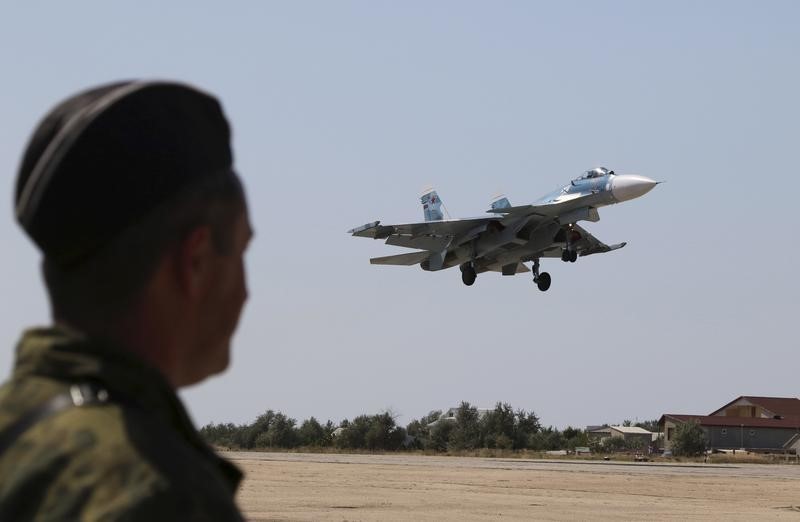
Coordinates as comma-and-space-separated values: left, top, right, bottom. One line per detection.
576, 167, 614, 180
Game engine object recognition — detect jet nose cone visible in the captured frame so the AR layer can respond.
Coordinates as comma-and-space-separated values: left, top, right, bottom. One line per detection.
611, 175, 658, 202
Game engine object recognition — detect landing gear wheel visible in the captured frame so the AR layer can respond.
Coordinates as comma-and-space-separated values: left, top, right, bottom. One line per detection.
536, 272, 551, 292
461, 265, 477, 286
562, 249, 578, 262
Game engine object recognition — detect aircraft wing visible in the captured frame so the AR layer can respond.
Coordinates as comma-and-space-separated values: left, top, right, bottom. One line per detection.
349, 221, 395, 238
487, 195, 600, 224
485, 194, 586, 218
572, 224, 626, 257
348, 216, 503, 250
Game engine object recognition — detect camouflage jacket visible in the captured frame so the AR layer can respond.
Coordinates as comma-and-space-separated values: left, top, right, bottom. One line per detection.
0, 327, 244, 521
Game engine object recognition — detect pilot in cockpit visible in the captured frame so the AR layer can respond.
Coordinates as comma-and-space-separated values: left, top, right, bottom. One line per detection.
581, 167, 614, 179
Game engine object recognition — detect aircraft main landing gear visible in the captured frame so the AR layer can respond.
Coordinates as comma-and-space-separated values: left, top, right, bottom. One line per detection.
531, 259, 551, 292
460, 263, 477, 286
561, 249, 577, 263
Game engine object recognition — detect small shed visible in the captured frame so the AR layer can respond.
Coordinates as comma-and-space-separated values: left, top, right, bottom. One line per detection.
608, 426, 653, 449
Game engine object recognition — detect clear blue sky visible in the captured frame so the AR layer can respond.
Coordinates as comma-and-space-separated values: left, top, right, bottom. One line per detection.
1, 1, 798, 429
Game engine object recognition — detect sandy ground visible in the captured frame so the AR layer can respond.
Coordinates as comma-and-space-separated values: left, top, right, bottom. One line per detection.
228, 451, 800, 521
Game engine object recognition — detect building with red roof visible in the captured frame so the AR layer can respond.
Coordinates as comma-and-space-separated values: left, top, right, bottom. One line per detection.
659, 396, 800, 452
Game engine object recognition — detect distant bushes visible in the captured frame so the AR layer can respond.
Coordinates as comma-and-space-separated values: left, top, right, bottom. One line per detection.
200, 401, 597, 453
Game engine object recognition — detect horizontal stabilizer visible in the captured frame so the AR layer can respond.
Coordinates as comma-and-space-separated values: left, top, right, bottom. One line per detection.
370, 251, 431, 266
581, 241, 627, 257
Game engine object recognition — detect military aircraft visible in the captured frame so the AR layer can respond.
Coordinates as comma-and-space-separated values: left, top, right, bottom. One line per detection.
348, 167, 658, 291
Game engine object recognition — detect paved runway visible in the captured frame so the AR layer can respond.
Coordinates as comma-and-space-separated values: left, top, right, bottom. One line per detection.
230, 450, 800, 478
229, 451, 800, 521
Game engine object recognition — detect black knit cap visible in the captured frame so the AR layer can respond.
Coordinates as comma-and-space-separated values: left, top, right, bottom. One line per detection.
15, 80, 234, 267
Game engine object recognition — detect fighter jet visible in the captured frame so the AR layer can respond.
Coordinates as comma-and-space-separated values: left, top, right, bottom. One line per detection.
348, 167, 658, 291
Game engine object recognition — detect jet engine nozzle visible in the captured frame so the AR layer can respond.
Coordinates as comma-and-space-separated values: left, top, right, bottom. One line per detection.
611, 175, 658, 202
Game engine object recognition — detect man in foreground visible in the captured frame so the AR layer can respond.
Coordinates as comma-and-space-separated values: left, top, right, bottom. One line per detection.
0, 81, 252, 520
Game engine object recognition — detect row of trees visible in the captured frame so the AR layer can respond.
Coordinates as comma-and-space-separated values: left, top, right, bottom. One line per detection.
201, 401, 677, 453
200, 404, 718, 456
406, 402, 578, 451
200, 410, 405, 451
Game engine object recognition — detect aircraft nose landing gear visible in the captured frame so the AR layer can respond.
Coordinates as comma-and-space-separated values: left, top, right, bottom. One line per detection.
460, 263, 477, 286
531, 259, 551, 292
562, 225, 579, 263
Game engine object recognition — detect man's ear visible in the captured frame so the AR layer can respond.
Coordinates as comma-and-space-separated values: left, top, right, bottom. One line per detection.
175, 225, 215, 298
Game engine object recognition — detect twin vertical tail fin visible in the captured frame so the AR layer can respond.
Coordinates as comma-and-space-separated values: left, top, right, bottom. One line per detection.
421, 189, 444, 221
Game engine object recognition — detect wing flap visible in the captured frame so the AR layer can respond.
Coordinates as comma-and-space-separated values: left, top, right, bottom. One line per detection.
391, 216, 501, 238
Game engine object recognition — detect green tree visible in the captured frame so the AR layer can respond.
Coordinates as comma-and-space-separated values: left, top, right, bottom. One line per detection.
600, 436, 628, 453
527, 426, 563, 451
421, 410, 444, 425
298, 417, 329, 447
634, 419, 660, 433
514, 409, 541, 449
364, 412, 405, 450
405, 419, 424, 449
481, 402, 516, 449
259, 412, 298, 448
670, 421, 707, 457
561, 427, 589, 450
594, 435, 646, 453
323, 420, 336, 442
448, 402, 482, 451
406, 410, 442, 449
238, 410, 276, 449
335, 415, 369, 449
335, 413, 406, 450
427, 418, 455, 451
562, 426, 580, 440
199, 422, 241, 448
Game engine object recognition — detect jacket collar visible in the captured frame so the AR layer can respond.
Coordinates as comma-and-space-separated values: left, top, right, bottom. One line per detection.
13, 325, 242, 490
